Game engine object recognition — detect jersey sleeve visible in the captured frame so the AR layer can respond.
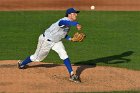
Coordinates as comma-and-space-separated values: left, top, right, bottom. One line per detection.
59, 20, 79, 27
65, 35, 71, 41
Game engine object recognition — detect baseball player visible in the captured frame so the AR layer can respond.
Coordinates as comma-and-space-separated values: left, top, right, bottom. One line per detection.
18, 8, 81, 82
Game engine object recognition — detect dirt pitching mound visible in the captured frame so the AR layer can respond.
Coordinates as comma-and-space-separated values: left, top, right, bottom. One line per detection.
0, 60, 140, 93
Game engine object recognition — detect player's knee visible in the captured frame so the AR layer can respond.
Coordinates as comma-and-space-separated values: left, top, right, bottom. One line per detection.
60, 55, 68, 60
30, 55, 42, 62
59, 51, 68, 60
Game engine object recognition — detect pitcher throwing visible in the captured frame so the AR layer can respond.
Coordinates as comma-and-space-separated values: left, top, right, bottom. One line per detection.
18, 8, 82, 82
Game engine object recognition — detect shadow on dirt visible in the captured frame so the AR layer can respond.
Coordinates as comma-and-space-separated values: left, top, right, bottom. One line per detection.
74, 51, 134, 78
0, 64, 16, 68
27, 64, 61, 69
0, 63, 61, 69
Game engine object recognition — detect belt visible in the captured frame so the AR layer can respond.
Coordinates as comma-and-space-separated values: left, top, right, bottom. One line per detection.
43, 34, 51, 41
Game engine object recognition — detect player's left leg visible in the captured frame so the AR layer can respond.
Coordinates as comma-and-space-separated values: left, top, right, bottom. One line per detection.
52, 41, 80, 82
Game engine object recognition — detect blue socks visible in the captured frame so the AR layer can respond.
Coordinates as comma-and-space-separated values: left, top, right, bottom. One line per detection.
20, 56, 32, 66
64, 58, 73, 75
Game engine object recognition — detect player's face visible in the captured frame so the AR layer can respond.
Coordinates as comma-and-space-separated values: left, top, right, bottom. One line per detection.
70, 13, 77, 21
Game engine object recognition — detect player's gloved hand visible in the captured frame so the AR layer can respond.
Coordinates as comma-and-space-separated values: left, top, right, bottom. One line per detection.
71, 32, 86, 42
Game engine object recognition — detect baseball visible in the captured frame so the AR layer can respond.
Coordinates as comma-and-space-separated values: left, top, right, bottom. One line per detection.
90, 5, 95, 10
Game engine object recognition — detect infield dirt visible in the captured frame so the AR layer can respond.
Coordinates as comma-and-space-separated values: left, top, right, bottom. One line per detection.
0, 60, 140, 93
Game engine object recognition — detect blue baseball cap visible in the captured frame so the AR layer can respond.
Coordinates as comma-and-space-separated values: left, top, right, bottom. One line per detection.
66, 8, 80, 15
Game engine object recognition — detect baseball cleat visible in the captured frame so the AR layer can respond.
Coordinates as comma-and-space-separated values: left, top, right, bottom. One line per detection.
17, 60, 26, 69
69, 74, 81, 83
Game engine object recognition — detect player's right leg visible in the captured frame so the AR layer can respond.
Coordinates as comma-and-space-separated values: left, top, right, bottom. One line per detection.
18, 34, 54, 69
18, 57, 32, 69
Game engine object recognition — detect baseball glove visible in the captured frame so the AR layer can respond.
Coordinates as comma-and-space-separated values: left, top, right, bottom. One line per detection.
71, 32, 86, 42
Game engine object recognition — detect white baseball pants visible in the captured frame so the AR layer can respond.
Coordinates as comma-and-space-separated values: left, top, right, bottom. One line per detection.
30, 34, 68, 62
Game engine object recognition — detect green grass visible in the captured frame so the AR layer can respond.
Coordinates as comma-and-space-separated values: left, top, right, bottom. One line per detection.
0, 11, 140, 70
